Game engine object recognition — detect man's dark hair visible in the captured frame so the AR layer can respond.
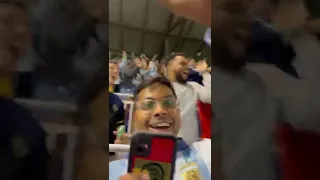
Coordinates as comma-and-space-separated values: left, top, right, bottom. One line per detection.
109, 59, 118, 65
133, 76, 177, 100
141, 57, 151, 67
164, 52, 187, 66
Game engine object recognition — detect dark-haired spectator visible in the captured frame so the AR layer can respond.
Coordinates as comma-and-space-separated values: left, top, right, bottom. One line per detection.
109, 60, 120, 93
119, 51, 140, 94
119, 52, 158, 94
0, 3, 49, 180
165, 52, 211, 145
132, 55, 157, 87
109, 59, 125, 154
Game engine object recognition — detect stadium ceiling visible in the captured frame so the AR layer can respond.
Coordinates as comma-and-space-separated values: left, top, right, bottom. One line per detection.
109, 0, 211, 60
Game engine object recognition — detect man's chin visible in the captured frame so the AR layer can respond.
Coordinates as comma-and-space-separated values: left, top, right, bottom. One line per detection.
176, 78, 188, 84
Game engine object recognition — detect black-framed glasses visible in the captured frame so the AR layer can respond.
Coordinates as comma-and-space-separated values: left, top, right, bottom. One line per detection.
135, 97, 179, 111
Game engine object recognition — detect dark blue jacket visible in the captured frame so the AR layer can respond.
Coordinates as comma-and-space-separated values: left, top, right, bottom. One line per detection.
0, 97, 49, 180
188, 68, 204, 86
109, 93, 125, 144
247, 20, 299, 78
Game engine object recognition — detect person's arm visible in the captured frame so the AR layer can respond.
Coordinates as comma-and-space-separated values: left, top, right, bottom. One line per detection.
119, 51, 128, 69
158, 0, 211, 26
149, 71, 158, 77
188, 81, 211, 104
149, 67, 158, 77
188, 64, 211, 103
201, 71, 211, 87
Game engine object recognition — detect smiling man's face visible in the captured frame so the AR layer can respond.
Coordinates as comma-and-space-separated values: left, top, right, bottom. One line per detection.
0, 3, 31, 72
133, 81, 181, 135
167, 55, 189, 84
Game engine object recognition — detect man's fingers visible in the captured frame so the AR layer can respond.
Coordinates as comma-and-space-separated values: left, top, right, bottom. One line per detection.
118, 173, 135, 180
119, 133, 131, 144
114, 133, 132, 144
125, 134, 132, 139
119, 133, 131, 140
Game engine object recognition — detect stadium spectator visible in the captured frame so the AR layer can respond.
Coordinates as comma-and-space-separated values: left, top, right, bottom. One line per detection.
165, 53, 211, 145
0, 2, 49, 180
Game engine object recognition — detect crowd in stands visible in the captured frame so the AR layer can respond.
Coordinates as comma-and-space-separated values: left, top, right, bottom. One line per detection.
109, 51, 211, 94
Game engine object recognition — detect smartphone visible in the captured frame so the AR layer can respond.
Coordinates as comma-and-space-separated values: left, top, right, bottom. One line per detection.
128, 132, 178, 180
116, 125, 126, 139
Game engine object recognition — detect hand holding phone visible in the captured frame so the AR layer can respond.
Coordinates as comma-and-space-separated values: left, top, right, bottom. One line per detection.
116, 125, 126, 139
128, 132, 177, 180
113, 130, 131, 144
118, 172, 150, 180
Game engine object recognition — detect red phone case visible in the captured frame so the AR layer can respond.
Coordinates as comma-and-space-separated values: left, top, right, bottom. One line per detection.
128, 132, 178, 180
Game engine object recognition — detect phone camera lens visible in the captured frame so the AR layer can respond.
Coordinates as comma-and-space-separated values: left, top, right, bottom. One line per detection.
136, 144, 148, 154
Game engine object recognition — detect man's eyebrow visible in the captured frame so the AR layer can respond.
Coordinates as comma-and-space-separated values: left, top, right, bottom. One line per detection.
142, 95, 175, 100
143, 97, 155, 100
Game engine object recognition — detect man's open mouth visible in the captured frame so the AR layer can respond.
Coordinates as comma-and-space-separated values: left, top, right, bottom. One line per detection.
148, 123, 172, 132
181, 71, 188, 77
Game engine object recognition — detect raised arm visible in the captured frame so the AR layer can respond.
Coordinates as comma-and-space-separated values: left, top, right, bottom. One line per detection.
119, 51, 128, 69
202, 71, 211, 87
188, 80, 211, 104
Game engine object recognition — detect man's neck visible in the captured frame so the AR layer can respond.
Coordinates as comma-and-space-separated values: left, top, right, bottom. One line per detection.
168, 75, 187, 85
167, 75, 175, 83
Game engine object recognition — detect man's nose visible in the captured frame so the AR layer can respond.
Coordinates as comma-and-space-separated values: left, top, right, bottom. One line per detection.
153, 103, 168, 117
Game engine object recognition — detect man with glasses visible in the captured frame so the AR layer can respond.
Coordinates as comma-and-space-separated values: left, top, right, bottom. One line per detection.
109, 76, 211, 180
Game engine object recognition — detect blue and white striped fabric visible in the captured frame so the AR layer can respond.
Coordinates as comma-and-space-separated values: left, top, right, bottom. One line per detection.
109, 139, 211, 180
